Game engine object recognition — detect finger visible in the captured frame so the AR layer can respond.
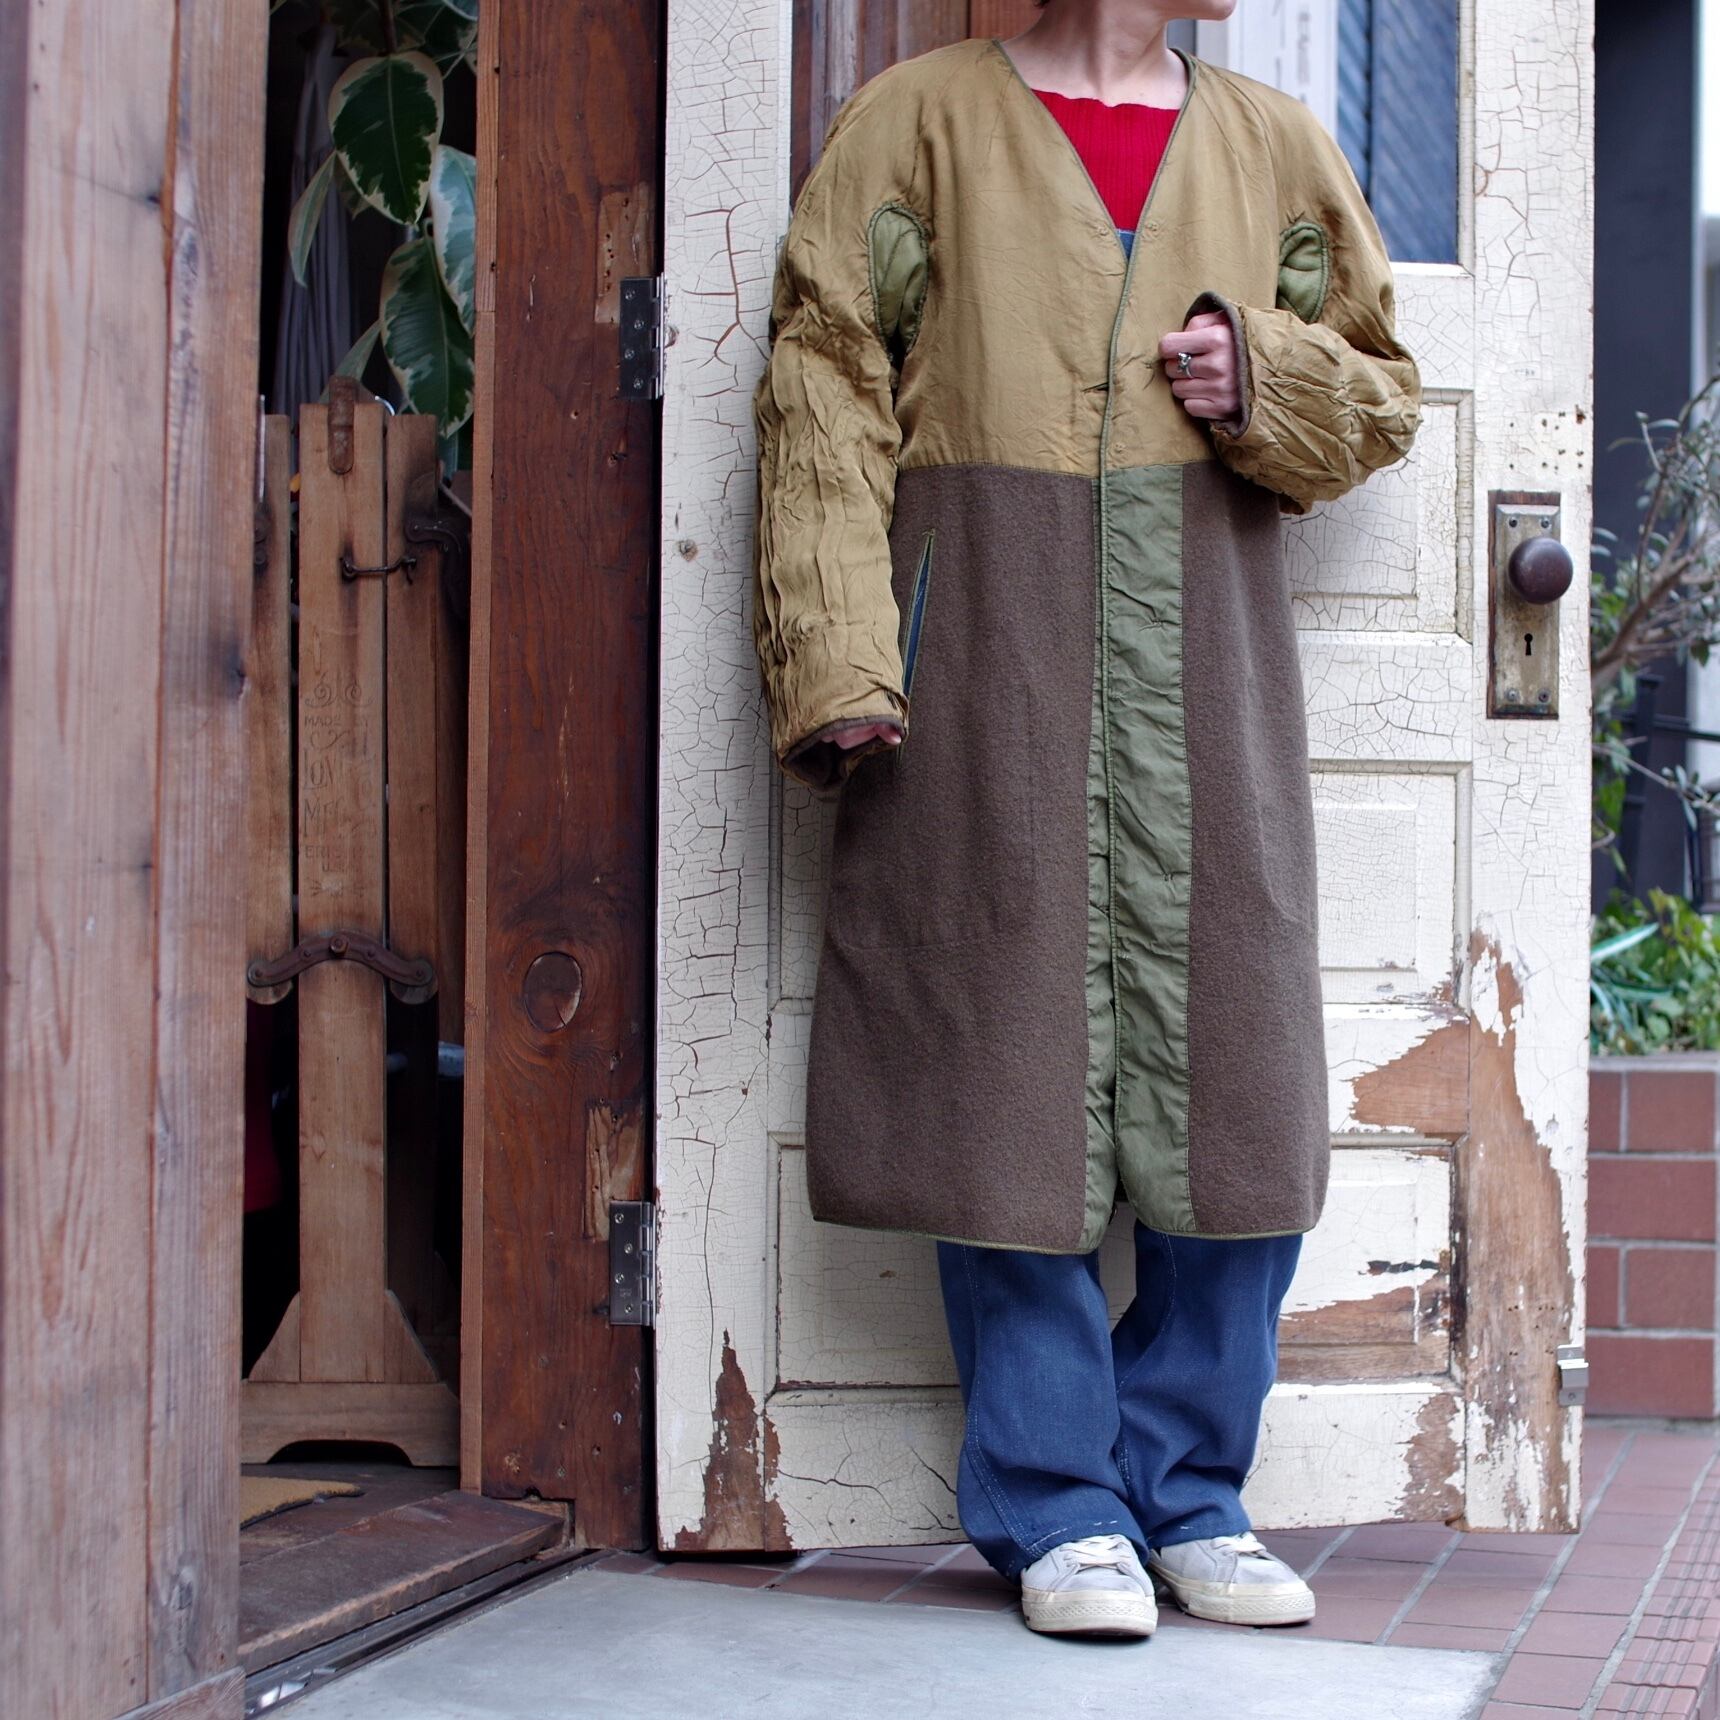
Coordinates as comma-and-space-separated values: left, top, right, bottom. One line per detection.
1168, 353, 1232, 383
1179, 395, 1235, 420
1169, 374, 1238, 400
1158, 324, 1230, 357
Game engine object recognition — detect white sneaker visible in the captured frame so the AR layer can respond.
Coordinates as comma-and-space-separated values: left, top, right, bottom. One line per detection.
1019, 1533, 1158, 1638
1147, 1531, 1316, 1625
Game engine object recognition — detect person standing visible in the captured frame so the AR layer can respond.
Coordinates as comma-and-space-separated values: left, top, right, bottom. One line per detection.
750, 0, 1422, 1639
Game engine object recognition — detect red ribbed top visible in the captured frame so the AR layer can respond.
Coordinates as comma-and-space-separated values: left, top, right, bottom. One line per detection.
1031, 89, 1180, 232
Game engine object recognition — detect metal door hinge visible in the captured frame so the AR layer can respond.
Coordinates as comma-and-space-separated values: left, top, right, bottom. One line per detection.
1557, 1343, 1588, 1406
608, 1200, 656, 1326
619, 277, 665, 401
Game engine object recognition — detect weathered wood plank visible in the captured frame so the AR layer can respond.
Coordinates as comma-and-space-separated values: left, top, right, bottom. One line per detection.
247, 417, 295, 1004
474, 0, 658, 1539
460, 0, 501, 1492
384, 414, 450, 1356
117, 1671, 244, 1720
147, 0, 267, 1697
238, 1492, 560, 1673
1, 0, 174, 1708
296, 396, 389, 1383
242, 1381, 460, 1468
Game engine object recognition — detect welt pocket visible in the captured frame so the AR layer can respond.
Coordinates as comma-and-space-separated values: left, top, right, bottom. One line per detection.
901, 528, 934, 697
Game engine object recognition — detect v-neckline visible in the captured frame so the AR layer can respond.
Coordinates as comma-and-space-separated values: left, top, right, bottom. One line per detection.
986, 36, 1201, 264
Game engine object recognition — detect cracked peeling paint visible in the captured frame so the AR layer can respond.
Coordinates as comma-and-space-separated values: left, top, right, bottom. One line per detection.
655, 0, 1592, 1546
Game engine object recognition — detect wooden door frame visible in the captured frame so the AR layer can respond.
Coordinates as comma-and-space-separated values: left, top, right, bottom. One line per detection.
462, 0, 663, 1547
1, 0, 264, 1715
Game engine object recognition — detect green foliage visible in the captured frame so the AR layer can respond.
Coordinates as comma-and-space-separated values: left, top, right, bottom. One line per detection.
329, 51, 444, 226
1590, 381, 1720, 870
1591, 888, 1720, 1054
380, 237, 474, 432
291, 3, 479, 440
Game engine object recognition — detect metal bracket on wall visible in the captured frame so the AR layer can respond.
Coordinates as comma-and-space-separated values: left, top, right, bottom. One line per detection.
1556, 1343, 1589, 1407
618, 276, 665, 401
608, 1200, 656, 1327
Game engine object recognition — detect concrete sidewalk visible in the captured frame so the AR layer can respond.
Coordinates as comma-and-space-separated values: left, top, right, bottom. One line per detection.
283, 1564, 1498, 1720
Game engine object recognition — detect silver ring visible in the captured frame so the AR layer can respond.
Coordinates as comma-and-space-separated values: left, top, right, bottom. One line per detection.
1176, 350, 1195, 377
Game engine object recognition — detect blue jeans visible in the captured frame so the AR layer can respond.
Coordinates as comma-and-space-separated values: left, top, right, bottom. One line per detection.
935, 1223, 1302, 1581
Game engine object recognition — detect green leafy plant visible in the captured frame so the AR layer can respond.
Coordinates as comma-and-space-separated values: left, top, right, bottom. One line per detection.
288, 1, 478, 437
1591, 375, 1720, 869
1592, 888, 1720, 1053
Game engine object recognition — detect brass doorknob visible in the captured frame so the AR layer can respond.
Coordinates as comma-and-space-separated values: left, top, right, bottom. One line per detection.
1507, 535, 1574, 605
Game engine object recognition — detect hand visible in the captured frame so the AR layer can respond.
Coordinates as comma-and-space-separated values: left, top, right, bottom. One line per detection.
1159, 311, 1243, 430
830, 720, 902, 751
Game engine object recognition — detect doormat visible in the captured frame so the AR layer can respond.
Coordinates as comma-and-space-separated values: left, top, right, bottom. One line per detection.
241, 1476, 362, 1529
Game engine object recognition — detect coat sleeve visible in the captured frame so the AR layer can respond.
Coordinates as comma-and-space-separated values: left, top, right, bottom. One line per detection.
1183, 106, 1422, 517
751, 105, 921, 794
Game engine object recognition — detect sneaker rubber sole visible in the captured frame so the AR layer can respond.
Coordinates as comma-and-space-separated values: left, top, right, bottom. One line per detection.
1148, 1567, 1316, 1626
1020, 1584, 1158, 1638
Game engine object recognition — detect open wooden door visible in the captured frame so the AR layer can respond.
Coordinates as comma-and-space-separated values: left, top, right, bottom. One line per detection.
655, 0, 1592, 1548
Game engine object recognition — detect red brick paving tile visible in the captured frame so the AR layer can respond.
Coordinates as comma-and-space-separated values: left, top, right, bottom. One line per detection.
1461, 1531, 1578, 1556
1584, 1512, 1688, 1548
837, 1543, 960, 1564
1542, 1573, 1651, 1615
1626, 1249, 1718, 1331
1617, 1650, 1710, 1691
1295, 1597, 1399, 1643
1595, 1691, 1700, 1719
1593, 1071, 1624, 1152
1565, 1538, 1670, 1579
1388, 1622, 1515, 1652
1598, 1486, 1703, 1516
903, 1564, 1015, 1596
1516, 1609, 1630, 1659
1619, 1435, 1720, 1486
1481, 1706, 1590, 1720
1592, 1245, 1624, 1328
1340, 1522, 1459, 1561
1441, 1548, 1561, 1581
938, 1547, 1000, 1574
1623, 1070, 1717, 1154
1406, 1582, 1540, 1629
590, 1551, 663, 1574
656, 1561, 782, 1589
1589, 1159, 1717, 1243
778, 1557, 919, 1602
1308, 1556, 1428, 1598
1490, 1652, 1610, 1709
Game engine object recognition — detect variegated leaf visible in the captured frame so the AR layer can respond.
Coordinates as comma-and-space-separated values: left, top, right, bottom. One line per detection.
287, 153, 336, 288
329, 52, 444, 227
427, 145, 476, 329
380, 236, 474, 434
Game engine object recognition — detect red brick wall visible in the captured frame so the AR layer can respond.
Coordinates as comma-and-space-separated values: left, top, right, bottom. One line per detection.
1588, 1058, 1720, 1418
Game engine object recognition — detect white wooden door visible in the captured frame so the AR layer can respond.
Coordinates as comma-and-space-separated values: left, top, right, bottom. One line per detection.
654, 0, 1592, 1549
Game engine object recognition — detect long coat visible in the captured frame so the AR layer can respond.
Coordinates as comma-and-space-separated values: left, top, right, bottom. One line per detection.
750, 39, 1423, 1253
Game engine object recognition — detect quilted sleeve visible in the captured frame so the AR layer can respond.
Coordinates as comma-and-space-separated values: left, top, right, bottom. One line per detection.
751, 107, 925, 794
1183, 107, 1422, 517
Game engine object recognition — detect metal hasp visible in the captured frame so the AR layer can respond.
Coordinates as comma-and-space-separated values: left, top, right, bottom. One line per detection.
1556, 1343, 1589, 1407
608, 1200, 656, 1326
1488, 491, 1571, 718
247, 930, 438, 1004
618, 276, 665, 401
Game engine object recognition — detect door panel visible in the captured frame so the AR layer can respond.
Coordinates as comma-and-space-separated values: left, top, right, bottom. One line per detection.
656, 0, 1591, 1548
